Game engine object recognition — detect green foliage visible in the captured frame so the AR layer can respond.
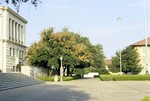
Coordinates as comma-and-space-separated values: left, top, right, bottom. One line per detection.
73, 68, 84, 75
89, 45, 105, 68
25, 28, 104, 76
72, 75, 82, 79
111, 46, 142, 74
62, 76, 73, 81
38, 75, 81, 82
141, 96, 150, 101
84, 67, 109, 74
100, 75, 150, 81
108, 64, 119, 73
38, 76, 54, 81
97, 68, 109, 74
3, 0, 41, 12
38, 76, 72, 81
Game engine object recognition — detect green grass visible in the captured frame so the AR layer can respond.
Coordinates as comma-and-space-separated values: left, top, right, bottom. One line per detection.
100, 75, 150, 81
38, 76, 54, 81
141, 96, 150, 101
37, 75, 82, 82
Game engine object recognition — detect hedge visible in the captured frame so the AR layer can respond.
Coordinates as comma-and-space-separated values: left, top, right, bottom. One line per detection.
38, 75, 81, 82
100, 75, 150, 81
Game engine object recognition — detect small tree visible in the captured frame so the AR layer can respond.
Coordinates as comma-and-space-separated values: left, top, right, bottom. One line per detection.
111, 46, 142, 74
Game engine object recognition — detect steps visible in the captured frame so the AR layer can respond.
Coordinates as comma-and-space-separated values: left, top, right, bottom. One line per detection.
0, 73, 44, 91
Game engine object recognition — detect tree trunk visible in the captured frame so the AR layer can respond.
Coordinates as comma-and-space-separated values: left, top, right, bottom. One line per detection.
67, 66, 70, 76
70, 67, 74, 76
56, 67, 60, 75
49, 69, 53, 77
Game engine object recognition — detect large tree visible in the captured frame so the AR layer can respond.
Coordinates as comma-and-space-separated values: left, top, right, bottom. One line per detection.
111, 46, 142, 74
25, 28, 104, 76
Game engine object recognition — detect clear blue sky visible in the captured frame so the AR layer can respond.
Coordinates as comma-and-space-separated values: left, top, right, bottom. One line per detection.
2, 0, 150, 58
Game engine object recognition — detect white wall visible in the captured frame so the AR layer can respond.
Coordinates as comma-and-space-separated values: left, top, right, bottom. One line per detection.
0, 6, 27, 73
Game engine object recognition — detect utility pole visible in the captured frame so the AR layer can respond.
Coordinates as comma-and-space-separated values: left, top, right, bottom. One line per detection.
144, 0, 149, 74
117, 17, 122, 74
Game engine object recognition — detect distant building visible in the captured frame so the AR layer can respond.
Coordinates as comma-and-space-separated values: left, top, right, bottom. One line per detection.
0, 6, 27, 72
131, 37, 150, 74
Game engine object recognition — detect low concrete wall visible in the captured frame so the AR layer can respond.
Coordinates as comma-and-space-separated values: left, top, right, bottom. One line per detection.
84, 72, 99, 78
21, 66, 48, 78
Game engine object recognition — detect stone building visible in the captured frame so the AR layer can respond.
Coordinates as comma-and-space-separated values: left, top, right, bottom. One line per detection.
131, 37, 150, 74
0, 6, 27, 72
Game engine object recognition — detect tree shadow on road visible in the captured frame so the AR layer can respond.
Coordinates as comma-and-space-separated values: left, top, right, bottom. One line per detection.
42, 84, 91, 101
0, 84, 91, 101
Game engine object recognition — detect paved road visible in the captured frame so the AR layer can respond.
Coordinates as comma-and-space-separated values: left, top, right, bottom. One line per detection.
0, 78, 150, 101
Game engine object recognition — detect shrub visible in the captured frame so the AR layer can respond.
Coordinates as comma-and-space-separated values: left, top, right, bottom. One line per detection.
37, 75, 81, 82
97, 68, 109, 74
84, 67, 109, 75
72, 75, 82, 79
141, 96, 150, 101
62, 76, 73, 81
38, 76, 54, 81
73, 68, 84, 75
100, 75, 150, 81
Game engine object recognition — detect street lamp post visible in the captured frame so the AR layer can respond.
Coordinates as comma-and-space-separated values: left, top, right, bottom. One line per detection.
144, 0, 149, 74
60, 56, 63, 81
117, 17, 122, 75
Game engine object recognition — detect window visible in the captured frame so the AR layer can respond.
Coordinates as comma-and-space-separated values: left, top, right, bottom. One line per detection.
18, 25, 20, 43
21, 26, 23, 44
16, 49, 18, 57
15, 22, 17, 42
12, 20, 14, 41
9, 48, 11, 56
9, 18, 11, 40
22, 51, 24, 58
19, 50, 21, 58
13, 48, 15, 57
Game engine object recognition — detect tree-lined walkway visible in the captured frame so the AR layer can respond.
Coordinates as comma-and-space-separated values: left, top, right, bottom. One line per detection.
0, 79, 150, 101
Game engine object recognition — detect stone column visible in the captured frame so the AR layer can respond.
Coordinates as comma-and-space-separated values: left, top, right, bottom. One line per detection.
15, 22, 17, 42
16, 23, 18, 43
21, 26, 23, 44
18, 25, 20, 43
23, 25, 26, 45
11, 20, 13, 41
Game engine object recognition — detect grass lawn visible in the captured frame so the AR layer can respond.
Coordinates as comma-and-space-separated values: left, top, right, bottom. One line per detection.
38, 75, 82, 82
100, 75, 150, 81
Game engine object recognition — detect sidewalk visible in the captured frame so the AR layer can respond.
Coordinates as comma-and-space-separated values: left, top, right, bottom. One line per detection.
0, 78, 150, 101
47, 78, 150, 101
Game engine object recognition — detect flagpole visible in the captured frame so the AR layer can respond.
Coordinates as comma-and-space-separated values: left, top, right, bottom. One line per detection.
117, 17, 122, 75
144, 0, 148, 74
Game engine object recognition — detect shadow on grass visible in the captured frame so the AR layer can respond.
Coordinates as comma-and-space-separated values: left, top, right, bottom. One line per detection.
0, 83, 90, 101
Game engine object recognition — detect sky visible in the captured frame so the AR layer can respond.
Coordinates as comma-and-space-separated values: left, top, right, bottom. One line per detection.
1, 0, 150, 58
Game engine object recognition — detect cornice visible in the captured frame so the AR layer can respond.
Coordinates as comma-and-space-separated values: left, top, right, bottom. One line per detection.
0, 6, 27, 23
0, 39, 27, 48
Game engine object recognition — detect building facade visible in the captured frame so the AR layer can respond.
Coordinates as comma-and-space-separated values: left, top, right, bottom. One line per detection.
131, 37, 150, 74
0, 6, 27, 72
